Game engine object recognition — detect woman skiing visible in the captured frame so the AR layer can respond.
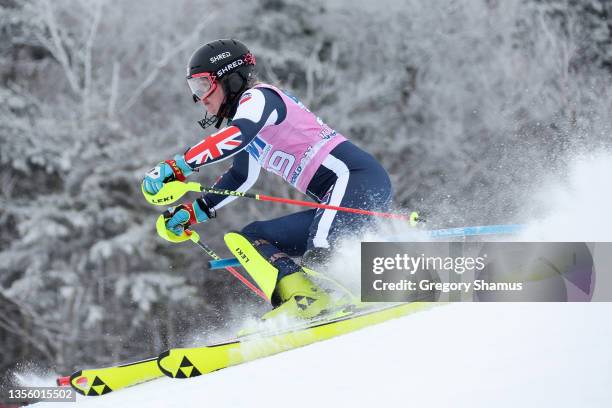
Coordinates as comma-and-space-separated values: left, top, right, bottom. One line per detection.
143, 39, 393, 320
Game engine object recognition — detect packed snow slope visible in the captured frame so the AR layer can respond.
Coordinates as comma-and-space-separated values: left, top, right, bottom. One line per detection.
30, 152, 612, 407
35, 302, 612, 408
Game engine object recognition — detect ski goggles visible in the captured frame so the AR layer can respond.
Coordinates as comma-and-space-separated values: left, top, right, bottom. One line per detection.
187, 72, 217, 102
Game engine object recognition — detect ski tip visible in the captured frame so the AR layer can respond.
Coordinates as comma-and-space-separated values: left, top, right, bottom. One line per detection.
157, 350, 173, 378
69, 370, 88, 396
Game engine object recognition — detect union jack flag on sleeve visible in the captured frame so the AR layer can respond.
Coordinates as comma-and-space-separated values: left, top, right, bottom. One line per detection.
184, 126, 245, 168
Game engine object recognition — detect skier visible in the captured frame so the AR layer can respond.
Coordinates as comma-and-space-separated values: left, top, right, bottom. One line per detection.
143, 39, 393, 320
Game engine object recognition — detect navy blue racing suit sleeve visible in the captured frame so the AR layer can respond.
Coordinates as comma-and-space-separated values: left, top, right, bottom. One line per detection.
202, 150, 261, 211
183, 88, 286, 170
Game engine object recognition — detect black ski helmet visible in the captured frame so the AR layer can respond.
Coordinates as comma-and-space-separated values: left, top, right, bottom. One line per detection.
187, 39, 256, 129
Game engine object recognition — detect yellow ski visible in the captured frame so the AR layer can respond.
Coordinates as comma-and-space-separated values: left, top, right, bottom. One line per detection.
62, 357, 163, 396
59, 302, 433, 395
158, 302, 432, 379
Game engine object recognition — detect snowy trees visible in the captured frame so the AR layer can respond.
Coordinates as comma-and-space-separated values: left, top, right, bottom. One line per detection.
0, 0, 257, 383
1, 0, 610, 386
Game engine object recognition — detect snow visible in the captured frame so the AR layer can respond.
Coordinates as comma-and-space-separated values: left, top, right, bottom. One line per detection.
33, 302, 612, 407
27, 152, 612, 407
7, 2, 612, 406
519, 153, 612, 241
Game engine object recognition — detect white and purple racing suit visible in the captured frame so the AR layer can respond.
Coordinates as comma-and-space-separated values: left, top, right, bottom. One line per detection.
183, 83, 392, 278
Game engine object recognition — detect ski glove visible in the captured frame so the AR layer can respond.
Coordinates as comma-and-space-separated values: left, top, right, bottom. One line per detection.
164, 198, 215, 236
143, 155, 193, 195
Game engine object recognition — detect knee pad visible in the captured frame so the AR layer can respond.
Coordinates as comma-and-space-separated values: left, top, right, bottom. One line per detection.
224, 231, 279, 300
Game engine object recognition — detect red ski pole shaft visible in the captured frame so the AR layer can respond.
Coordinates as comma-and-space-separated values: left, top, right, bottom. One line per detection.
185, 230, 269, 302
222, 264, 267, 301
201, 187, 418, 223
194, 240, 268, 302
259, 195, 409, 220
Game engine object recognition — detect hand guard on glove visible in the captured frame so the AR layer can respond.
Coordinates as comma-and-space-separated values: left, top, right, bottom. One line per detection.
164, 198, 215, 236
143, 155, 193, 195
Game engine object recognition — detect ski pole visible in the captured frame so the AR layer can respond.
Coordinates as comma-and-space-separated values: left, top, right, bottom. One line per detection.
207, 224, 527, 269
190, 235, 268, 302
155, 214, 269, 302
143, 181, 421, 226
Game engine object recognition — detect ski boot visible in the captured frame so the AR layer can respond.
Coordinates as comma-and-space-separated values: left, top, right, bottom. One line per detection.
224, 231, 332, 321
263, 270, 332, 321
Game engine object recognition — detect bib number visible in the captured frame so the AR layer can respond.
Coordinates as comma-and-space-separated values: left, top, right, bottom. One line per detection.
268, 151, 295, 179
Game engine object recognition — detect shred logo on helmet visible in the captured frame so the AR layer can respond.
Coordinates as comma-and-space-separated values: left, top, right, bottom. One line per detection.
187, 39, 257, 129
216, 58, 247, 79
210, 51, 231, 63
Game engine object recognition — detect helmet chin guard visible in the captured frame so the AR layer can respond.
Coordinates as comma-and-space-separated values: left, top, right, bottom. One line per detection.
197, 112, 222, 130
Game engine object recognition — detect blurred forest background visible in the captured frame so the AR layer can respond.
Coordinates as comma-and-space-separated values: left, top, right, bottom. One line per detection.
1, 0, 611, 390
